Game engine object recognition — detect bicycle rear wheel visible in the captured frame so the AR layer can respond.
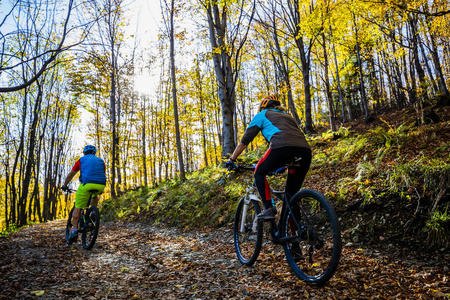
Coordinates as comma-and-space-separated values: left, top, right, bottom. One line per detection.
233, 197, 263, 266
281, 189, 341, 285
65, 207, 74, 243
82, 206, 100, 250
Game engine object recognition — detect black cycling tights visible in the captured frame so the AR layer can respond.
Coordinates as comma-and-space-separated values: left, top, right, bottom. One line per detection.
254, 146, 312, 209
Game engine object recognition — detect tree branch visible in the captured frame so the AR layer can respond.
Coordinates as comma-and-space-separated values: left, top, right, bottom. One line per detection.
0, 0, 74, 93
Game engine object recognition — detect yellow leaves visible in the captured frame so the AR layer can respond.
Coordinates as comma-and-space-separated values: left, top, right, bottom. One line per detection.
379, 117, 395, 133
121, 266, 130, 273
211, 46, 223, 55
429, 289, 446, 298
30, 290, 45, 296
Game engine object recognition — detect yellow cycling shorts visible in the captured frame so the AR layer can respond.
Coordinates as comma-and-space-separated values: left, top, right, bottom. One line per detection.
75, 183, 106, 209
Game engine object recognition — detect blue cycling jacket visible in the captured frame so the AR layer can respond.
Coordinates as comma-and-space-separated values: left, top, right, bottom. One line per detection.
240, 109, 310, 150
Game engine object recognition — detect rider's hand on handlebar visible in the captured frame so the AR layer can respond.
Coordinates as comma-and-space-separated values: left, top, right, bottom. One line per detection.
226, 159, 237, 171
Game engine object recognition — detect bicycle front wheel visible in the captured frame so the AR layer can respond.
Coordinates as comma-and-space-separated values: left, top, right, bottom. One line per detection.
281, 189, 341, 285
82, 206, 100, 250
233, 197, 263, 266
65, 207, 74, 243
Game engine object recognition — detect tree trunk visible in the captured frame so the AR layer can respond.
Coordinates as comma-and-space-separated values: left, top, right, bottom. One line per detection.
269, 12, 302, 126
321, 31, 336, 131
330, 26, 347, 123
10, 90, 29, 225
205, 2, 235, 158
110, 52, 117, 198
409, 17, 429, 104
426, 22, 449, 96
150, 105, 157, 186
168, 1, 186, 181
197, 77, 209, 166
205, 1, 254, 158
169, 0, 186, 182
284, 0, 314, 133
353, 12, 369, 120
141, 98, 148, 187
391, 43, 408, 108
368, 50, 381, 110
116, 88, 122, 190
419, 42, 438, 93
19, 83, 44, 226
95, 90, 101, 156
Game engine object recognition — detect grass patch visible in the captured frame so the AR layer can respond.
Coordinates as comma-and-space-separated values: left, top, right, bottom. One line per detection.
100, 166, 253, 229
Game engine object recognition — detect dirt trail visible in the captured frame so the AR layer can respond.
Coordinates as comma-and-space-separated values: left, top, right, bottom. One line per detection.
0, 220, 448, 299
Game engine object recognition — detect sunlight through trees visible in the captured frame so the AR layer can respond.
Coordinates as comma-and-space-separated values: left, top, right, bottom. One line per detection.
1, 0, 449, 230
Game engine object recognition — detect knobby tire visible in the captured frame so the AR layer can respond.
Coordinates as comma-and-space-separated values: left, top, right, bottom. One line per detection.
65, 207, 74, 244
281, 189, 342, 285
233, 197, 263, 266
82, 206, 100, 250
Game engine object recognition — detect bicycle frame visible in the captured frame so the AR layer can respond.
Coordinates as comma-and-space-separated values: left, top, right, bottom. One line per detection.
236, 163, 309, 244
65, 188, 100, 250
274, 190, 310, 245
240, 185, 261, 233
270, 190, 301, 245
240, 182, 306, 246
79, 208, 89, 231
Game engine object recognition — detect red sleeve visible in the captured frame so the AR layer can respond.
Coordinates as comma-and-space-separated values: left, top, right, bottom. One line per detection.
72, 160, 81, 172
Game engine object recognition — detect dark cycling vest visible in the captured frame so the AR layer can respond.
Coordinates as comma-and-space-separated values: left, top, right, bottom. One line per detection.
79, 154, 106, 185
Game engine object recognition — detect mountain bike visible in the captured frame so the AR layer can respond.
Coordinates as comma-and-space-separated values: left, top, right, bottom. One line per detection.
233, 160, 342, 285
63, 188, 100, 250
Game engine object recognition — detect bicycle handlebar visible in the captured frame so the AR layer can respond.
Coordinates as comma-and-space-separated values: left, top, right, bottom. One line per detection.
61, 187, 76, 193
235, 165, 256, 171
233, 156, 302, 175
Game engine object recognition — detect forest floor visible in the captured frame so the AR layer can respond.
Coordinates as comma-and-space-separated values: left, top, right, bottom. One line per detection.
0, 218, 449, 299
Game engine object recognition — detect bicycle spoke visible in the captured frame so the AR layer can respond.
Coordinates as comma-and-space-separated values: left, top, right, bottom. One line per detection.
234, 197, 263, 266
65, 207, 74, 244
282, 189, 341, 285
82, 206, 100, 250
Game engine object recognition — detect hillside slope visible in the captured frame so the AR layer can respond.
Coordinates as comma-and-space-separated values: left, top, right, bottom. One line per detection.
308, 104, 449, 252
102, 103, 449, 255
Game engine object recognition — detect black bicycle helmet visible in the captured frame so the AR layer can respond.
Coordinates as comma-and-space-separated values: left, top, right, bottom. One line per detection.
259, 95, 280, 111
83, 145, 97, 155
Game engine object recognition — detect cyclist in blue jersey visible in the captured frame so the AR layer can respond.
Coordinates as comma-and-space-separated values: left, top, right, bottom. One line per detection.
62, 145, 106, 244
227, 95, 312, 221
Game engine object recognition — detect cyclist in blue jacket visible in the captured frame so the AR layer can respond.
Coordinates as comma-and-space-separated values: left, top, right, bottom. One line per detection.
62, 145, 106, 244
227, 95, 312, 221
